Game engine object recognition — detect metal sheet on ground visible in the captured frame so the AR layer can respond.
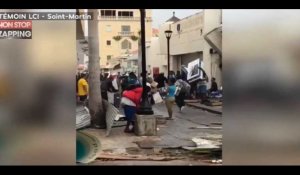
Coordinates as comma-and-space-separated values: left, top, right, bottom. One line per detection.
76, 105, 91, 130
104, 100, 121, 136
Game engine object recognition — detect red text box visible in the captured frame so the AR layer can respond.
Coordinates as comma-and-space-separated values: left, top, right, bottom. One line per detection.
0, 20, 32, 29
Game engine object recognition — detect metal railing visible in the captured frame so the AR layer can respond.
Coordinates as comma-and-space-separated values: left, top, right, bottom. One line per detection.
118, 31, 134, 36
98, 16, 152, 22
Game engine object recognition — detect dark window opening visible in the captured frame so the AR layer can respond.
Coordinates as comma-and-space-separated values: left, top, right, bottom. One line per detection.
101, 10, 116, 17
118, 11, 133, 17
107, 40, 111, 46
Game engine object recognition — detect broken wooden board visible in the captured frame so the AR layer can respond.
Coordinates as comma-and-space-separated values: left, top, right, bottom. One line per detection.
210, 122, 222, 125
204, 101, 222, 106
184, 100, 200, 103
97, 153, 184, 161
189, 126, 222, 130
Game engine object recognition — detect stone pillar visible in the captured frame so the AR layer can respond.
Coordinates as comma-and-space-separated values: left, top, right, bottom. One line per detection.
135, 114, 157, 136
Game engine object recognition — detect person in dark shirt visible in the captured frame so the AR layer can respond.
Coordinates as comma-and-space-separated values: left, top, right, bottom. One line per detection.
100, 74, 108, 100
176, 71, 181, 80
155, 73, 167, 89
210, 77, 218, 92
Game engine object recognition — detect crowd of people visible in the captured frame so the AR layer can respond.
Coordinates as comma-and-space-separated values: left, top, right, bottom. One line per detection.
76, 70, 221, 133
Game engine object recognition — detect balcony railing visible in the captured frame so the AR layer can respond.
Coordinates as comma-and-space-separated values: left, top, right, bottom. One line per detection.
118, 31, 134, 36
98, 16, 152, 22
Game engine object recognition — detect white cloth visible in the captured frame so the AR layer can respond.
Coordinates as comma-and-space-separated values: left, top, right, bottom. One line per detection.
121, 97, 136, 107
112, 78, 118, 90
153, 92, 163, 104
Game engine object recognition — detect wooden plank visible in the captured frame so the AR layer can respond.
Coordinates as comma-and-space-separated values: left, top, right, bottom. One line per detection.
97, 153, 183, 161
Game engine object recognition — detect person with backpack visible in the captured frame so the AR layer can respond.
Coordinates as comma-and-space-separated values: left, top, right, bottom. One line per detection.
175, 78, 191, 112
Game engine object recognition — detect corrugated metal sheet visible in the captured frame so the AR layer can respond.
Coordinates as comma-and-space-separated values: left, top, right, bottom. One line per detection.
77, 100, 123, 136
76, 105, 91, 130
103, 100, 120, 136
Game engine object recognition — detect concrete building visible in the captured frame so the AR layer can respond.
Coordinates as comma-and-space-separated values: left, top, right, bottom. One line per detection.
76, 9, 152, 74
97, 9, 152, 70
158, 10, 222, 87
76, 9, 89, 73
146, 34, 168, 77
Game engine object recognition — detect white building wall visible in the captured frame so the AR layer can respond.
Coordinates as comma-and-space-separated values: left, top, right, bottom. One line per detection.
146, 37, 167, 77
169, 12, 204, 55
203, 9, 222, 87
159, 12, 205, 74
157, 10, 222, 87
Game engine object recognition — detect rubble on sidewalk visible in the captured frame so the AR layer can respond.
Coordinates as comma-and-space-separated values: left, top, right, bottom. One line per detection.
189, 126, 222, 130
97, 152, 184, 161
83, 104, 222, 165
182, 137, 221, 150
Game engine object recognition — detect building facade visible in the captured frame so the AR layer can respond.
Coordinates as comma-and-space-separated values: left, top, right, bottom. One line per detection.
97, 9, 152, 69
158, 9, 222, 87
146, 36, 168, 78
76, 9, 152, 74
76, 9, 89, 73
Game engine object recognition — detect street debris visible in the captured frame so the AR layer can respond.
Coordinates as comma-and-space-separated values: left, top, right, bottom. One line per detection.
97, 153, 184, 161
189, 126, 222, 130
76, 105, 91, 130
184, 99, 200, 103
182, 138, 221, 150
210, 122, 222, 125
134, 138, 161, 149
104, 100, 121, 136
212, 159, 222, 164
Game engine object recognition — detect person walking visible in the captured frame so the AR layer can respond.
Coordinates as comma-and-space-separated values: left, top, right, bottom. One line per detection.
121, 74, 143, 133
165, 78, 176, 120
155, 73, 167, 89
176, 71, 181, 80
175, 78, 190, 112
77, 73, 89, 102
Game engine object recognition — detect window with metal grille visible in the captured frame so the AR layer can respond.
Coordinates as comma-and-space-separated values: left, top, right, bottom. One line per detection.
100, 10, 116, 17
118, 11, 133, 17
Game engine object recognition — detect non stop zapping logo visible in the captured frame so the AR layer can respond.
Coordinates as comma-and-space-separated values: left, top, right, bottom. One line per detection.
0, 12, 93, 39
0, 20, 32, 39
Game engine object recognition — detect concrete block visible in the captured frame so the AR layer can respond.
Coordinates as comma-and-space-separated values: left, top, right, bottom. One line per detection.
135, 114, 157, 136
